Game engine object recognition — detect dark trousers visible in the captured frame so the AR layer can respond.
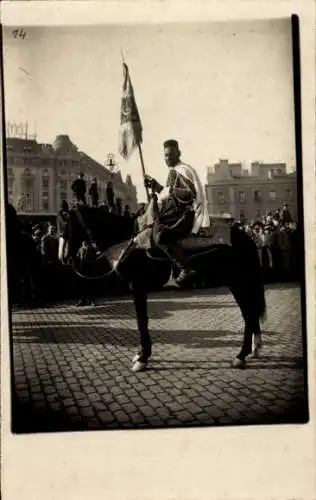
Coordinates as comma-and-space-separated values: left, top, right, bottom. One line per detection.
75, 195, 87, 204
77, 277, 95, 304
91, 196, 98, 208
167, 242, 191, 269
153, 196, 194, 269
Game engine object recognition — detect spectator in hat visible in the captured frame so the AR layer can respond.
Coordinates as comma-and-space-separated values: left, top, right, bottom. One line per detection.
123, 204, 131, 218
71, 172, 87, 204
57, 200, 70, 236
89, 177, 99, 208
280, 203, 292, 223
106, 181, 115, 212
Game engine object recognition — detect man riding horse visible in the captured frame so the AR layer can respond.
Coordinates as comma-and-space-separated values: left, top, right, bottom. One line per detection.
144, 139, 210, 286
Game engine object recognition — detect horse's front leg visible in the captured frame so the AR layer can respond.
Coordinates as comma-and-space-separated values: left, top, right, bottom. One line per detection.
131, 283, 152, 373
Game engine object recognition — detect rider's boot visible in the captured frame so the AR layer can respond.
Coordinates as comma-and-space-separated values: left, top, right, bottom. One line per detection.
167, 243, 196, 285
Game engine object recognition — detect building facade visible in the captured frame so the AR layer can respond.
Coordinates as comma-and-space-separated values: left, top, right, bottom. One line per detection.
5, 134, 138, 215
206, 159, 297, 221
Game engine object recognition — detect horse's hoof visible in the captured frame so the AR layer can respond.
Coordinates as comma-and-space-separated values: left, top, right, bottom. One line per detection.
252, 346, 262, 358
132, 353, 140, 364
252, 340, 263, 358
254, 333, 262, 346
132, 353, 151, 364
232, 357, 245, 369
131, 361, 147, 373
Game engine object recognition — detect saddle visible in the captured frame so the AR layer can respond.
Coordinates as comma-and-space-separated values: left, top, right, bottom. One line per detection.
133, 198, 232, 261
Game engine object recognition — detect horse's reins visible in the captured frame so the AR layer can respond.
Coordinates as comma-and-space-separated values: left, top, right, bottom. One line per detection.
72, 208, 152, 281
71, 201, 219, 281
72, 208, 116, 280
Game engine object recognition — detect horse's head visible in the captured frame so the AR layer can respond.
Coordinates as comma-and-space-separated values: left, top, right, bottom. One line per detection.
58, 205, 135, 266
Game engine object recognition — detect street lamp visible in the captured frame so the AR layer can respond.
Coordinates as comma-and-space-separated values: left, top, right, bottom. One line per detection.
105, 153, 117, 175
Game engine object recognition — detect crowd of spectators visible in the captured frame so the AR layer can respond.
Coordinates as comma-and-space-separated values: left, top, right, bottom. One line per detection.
9, 199, 300, 306
12, 199, 137, 304
234, 203, 300, 280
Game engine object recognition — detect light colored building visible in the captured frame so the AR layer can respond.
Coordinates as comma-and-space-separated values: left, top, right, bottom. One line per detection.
206, 158, 297, 221
5, 133, 138, 216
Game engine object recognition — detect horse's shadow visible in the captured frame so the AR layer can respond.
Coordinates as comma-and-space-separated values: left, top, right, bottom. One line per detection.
11, 299, 239, 327
12, 322, 303, 358
145, 356, 304, 371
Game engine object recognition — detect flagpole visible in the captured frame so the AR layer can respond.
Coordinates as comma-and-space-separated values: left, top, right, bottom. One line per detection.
119, 54, 150, 203
137, 143, 150, 203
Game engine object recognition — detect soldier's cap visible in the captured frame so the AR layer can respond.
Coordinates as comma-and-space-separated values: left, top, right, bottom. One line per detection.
163, 139, 179, 149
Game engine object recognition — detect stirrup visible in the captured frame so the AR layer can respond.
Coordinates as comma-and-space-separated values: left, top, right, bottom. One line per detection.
175, 269, 196, 285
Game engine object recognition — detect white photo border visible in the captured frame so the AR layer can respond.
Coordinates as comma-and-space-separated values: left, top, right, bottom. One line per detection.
1, 2, 315, 499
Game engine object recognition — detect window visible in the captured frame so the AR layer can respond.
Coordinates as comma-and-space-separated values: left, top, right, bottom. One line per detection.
60, 180, 67, 190
42, 159, 49, 165
256, 209, 261, 217
218, 191, 225, 204
239, 210, 246, 219
42, 179, 49, 188
269, 190, 276, 201
238, 190, 246, 203
60, 169, 66, 175
23, 146, 32, 153
254, 189, 262, 202
7, 168, 13, 176
8, 191, 13, 203
60, 192, 67, 201
285, 188, 292, 200
24, 157, 32, 165
25, 193, 33, 211
42, 191, 49, 211
6, 145, 13, 151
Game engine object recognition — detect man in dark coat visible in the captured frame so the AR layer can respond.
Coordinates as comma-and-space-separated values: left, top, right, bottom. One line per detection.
123, 204, 131, 218
57, 200, 70, 235
75, 241, 96, 307
115, 197, 122, 216
71, 172, 87, 204
280, 203, 292, 223
89, 177, 99, 208
106, 181, 115, 212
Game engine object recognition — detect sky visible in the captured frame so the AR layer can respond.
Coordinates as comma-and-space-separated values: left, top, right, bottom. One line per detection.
3, 19, 296, 202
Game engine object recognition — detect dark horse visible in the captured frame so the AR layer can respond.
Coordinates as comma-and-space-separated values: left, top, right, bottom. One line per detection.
59, 204, 266, 372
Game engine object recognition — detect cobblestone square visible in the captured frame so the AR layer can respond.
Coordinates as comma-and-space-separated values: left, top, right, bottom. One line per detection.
10, 283, 308, 433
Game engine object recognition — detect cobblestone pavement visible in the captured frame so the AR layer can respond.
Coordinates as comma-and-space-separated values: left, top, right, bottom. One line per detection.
11, 283, 308, 433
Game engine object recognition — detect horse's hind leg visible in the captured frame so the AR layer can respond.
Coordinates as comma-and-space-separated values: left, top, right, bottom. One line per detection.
229, 284, 254, 368
249, 316, 263, 359
131, 283, 152, 372
232, 319, 253, 368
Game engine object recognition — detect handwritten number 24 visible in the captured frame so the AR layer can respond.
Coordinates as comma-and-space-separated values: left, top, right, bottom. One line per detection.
12, 29, 26, 40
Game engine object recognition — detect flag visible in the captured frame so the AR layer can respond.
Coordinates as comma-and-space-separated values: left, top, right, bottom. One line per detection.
118, 63, 143, 160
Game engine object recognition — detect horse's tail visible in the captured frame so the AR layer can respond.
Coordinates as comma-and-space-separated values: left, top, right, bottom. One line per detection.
230, 226, 267, 322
